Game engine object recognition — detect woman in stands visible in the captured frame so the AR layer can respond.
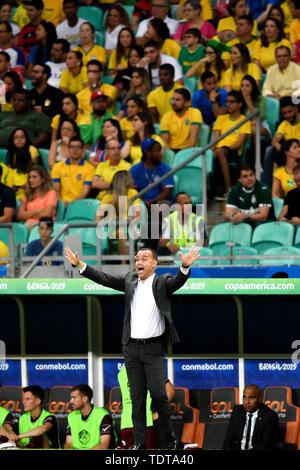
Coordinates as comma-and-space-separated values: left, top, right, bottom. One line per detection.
128, 111, 164, 165
222, 43, 261, 91
117, 68, 151, 120
216, 0, 258, 42
48, 119, 80, 170
113, 45, 145, 92
267, 4, 290, 38
88, 118, 130, 167
73, 22, 107, 69
253, 17, 293, 72
104, 3, 130, 54
5, 128, 40, 201
146, 18, 181, 59
272, 139, 300, 199
51, 94, 80, 143
119, 95, 146, 141
2, 71, 23, 112
95, 170, 141, 263
59, 50, 88, 95
174, 0, 216, 44
26, 20, 57, 77
186, 41, 227, 88
17, 165, 57, 229
108, 27, 136, 77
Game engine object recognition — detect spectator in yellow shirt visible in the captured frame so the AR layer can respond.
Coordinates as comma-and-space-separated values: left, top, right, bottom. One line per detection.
128, 111, 164, 165
160, 88, 203, 152
120, 95, 146, 141
73, 22, 107, 70
212, 90, 251, 199
59, 50, 88, 95
223, 14, 258, 61
217, 0, 258, 43
222, 43, 261, 92
108, 27, 136, 78
272, 139, 300, 199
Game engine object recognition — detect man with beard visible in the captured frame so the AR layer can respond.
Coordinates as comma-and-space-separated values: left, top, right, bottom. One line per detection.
78, 90, 113, 147
45, 39, 69, 89
29, 63, 65, 118
160, 88, 202, 152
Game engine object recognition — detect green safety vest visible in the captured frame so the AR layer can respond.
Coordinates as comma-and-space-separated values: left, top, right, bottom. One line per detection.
118, 366, 153, 430
163, 211, 203, 247
68, 406, 116, 450
0, 406, 10, 426
18, 408, 58, 448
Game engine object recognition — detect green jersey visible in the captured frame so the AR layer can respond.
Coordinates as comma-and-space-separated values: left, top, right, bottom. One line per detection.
178, 45, 205, 75
226, 180, 275, 220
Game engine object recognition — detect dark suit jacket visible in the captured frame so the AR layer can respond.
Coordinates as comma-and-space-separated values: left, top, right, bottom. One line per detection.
223, 403, 279, 450
81, 265, 190, 345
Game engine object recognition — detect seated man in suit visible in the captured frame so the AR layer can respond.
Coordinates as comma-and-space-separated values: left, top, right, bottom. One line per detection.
223, 384, 279, 450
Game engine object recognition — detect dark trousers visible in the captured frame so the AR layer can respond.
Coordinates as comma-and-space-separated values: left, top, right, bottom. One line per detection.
122, 338, 172, 447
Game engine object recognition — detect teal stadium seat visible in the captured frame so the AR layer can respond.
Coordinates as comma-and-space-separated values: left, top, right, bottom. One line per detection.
198, 124, 211, 148
272, 197, 284, 219
209, 222, 252, 255
216, 245, 258, 265
154, 123, 160, 134
251, 221, 295, 254
38, 148, 49, 171
170, 4, 178, 18
265, 96, 280, 137
55, 200, 66, 223
258, 246, 300, 265
0, 223, 29, 257
0, 148, 7, 164
101, 75, 114, 85
95, 30, 104, 47
183, 76, 197, 95
294, 228, 300, 249
64, 199, 100, 223
163, 148, 175, 167
68, 226, 109, 262
78, 6, 103, 31
175, 247, 215, 266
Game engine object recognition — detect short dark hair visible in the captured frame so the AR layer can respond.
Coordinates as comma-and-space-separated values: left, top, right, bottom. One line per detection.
87, 59, 103, 72
201, 71, 216, 82
184, 27, 202, 41
23, 385, 45, 402
35, 63, 51, 79
23, 0, 44, 10
69, 135, 84, 147
0, 21, 12, 33
228, 90, 244, 104
54, 38, 70, 53
281, 138, 299, 153
12, 88, 32, 100
237, 162, 255, 176
174, 87, 191, 102
144, 40, 160, 50
0, 50, 10, 62
159, 63, 174, 76
280, 96, 296, 109
63, 0, 78, 5
237, 14, 254, 27
39, 216, 54, 228
136, 247, 158, 260
71, 384, 93, 402
275, 45, 291, 56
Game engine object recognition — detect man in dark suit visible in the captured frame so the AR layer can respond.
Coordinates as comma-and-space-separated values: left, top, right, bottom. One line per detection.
223, 384, 279, 450
65, 245, 200, 450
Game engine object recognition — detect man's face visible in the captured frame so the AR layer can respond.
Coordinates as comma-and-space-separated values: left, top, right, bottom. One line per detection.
226, 95, 241, 114
0, 24, 11, 45
92, 96, 107, 116
144, 46, 159, 65
172, 92, 186, 113
23, 391, 41, 412
275, 48, 290, 70
203, 76, 217, 93
148, 142, 162, 164
87, 65, 102, 86
159, 68, 173, 89
176, 193, 192, 215
281, 105, 297, 124
63, 1, 78, 20
12, 93, 29, 113
25, 5, 41, 21
51, 43, 65, 63
183, 33, 197, 47
0, 54, 9, 73
31, 65, 44, 85
70, 390, 85, 411
239, 169, 256, 190
242, 386, 261, 413
69, 140, 84, 161
106, 141, 121, 161
135, 249, 157, 280
236, 18, 252, 36
151, 0, 168, 20
38, 222, 53, 243
0, 5, 11, 22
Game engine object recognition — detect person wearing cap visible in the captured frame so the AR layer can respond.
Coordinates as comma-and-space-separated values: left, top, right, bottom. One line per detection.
76, 59, 118, 117
17, 0, 44, 57
160, 88, 203, 152
77, 89, 113, 148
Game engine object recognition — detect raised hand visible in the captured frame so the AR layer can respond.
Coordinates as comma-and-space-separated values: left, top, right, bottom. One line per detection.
65, 247, 84, 270
178, 246, 200, 267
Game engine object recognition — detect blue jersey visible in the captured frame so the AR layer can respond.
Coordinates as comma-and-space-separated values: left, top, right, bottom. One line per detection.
26, 239, 63, 266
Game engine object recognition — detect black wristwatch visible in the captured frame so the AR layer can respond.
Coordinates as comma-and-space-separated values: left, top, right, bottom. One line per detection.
182, 264, 189, 269
210, 100, 216, 104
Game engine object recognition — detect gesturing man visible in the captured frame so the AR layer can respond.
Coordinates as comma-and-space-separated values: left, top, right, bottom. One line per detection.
65, 245, 200, 450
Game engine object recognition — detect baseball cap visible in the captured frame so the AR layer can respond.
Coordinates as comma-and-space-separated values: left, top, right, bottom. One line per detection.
141, 138, 157, 156
90, 90, 107, 102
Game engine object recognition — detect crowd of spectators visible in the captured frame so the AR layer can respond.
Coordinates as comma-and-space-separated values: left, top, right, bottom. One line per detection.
1, 0, 300, 263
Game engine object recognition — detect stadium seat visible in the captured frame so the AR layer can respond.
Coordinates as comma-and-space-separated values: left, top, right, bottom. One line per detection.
170, 4, 178, 18
209, 222, 252, 255
293, 228, 300, 249
68, 226, 109, 260
215, 245, 258, 265
263, 386, 300, 450
169, 387, 199, 447
0, 386, 24, 419
101, 75, 114, 85
78, 6, 103, 31
0, 223, 29, 256
0, 148, 7, 164
258, 246, 300, 265
175, 247, 215, 266
38, 148, 49, 171
183, 76, 198, 95
163, 148, 175, 167
64, 199, 100, 223
265, 96, 280, 137
194, 387, 239, 450
95, 30, 104, 47
154, 123, 160, 135
55, 200, 66, 223
198, 124, 211, 148
272, 197, 284, 219
48, 386, 73, 447
251, 221, 295, 254
24, 77, 33, 90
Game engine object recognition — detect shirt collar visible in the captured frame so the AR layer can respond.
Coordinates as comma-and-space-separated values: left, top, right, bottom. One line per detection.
138, 273, 155, 285
65, 158, 85, 166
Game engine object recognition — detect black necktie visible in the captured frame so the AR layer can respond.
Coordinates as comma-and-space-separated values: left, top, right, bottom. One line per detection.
245, 413, 253, 450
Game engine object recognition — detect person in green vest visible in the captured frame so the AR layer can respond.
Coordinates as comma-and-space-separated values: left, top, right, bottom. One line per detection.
0, 405, 18, 445
17, 385, 60, 448
157, 191, 207, 255
118, 365, 175, 449
64, 384, 117, 450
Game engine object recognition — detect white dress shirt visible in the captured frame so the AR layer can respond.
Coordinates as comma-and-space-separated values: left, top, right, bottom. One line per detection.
241, 409, 258, 450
